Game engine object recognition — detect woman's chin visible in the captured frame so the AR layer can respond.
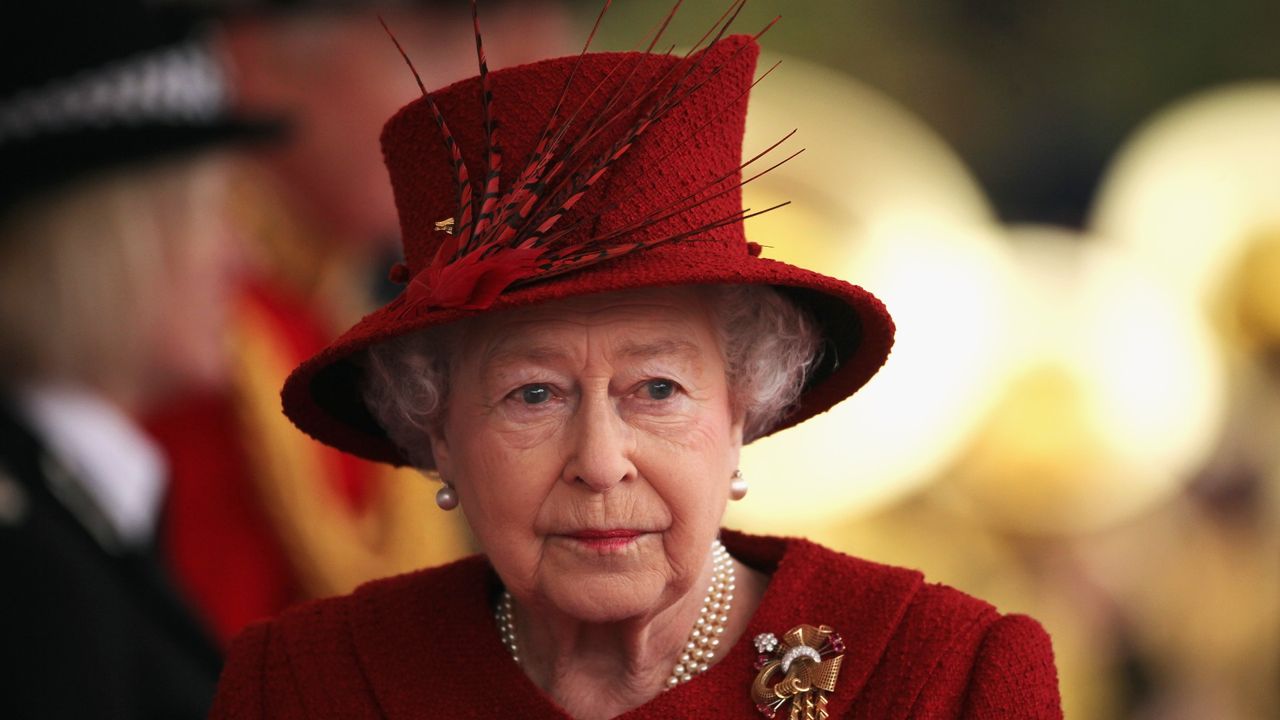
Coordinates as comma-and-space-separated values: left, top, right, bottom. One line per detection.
536, 557, 670, 623
542, 581, 663, 624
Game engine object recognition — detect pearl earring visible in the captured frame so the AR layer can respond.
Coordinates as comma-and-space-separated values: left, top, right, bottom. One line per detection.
435, 482, 459, 510
729, 469, 748, 500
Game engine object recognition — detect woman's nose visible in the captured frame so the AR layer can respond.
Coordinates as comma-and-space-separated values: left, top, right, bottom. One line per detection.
561, 393, 635, 492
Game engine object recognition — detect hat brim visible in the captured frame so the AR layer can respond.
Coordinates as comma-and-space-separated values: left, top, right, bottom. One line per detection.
281, 240, 894, 468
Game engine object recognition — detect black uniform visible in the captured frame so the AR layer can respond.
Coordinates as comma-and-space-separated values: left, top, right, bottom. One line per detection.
0, 399, 221, 719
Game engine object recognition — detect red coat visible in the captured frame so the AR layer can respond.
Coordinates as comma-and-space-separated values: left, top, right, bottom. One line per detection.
210, 530, 1062, 718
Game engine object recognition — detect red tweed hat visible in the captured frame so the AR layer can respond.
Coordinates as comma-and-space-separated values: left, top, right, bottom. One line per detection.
281, 6, 894, 467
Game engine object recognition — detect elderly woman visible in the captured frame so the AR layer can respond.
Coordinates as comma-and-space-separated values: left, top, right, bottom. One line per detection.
211, 5, 1062, 719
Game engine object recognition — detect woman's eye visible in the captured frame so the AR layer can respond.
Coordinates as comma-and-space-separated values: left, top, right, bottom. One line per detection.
519, 385, 552, 404
644, 379, 676, 400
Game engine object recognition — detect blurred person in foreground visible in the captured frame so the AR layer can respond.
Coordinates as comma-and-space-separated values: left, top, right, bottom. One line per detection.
0, 0, 277, 716
144, 0, 575, 644
210, 3, 1063, 718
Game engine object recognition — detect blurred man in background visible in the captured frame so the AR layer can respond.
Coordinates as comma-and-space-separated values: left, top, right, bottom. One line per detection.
146, 0, 575, 646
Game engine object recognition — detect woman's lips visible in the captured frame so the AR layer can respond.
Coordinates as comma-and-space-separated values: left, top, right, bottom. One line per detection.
571, 529, 642, 539
563, 529, 644, 551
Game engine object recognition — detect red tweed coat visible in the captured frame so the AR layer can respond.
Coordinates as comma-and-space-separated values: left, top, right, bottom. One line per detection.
210, 530, 1062, 718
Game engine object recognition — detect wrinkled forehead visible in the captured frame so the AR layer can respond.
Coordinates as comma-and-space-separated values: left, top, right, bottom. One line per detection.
460, 287, 723, 370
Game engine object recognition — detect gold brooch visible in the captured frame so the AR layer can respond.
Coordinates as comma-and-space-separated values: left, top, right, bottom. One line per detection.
750, 624, 845, 719
432, 217, 456, 235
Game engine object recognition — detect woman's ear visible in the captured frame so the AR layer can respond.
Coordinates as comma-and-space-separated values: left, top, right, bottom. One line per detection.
426, 423, 453, 479
726, 411, 746, 472
730, 410, 746, 451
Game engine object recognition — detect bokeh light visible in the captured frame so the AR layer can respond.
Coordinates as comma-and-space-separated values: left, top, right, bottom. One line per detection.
727, 55, 1019, 532
946, 227, 1228, 534
1092, 84, 1280, 307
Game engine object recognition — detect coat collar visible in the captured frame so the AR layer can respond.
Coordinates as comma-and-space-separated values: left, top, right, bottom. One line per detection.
13, 383, 166, 546
0, 391, 121, 550
0, 390, 222, 671
346, 530, 924, 718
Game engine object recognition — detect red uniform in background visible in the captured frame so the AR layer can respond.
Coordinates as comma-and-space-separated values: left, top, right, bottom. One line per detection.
148, 277, 471, 645
145, 5, 571, 642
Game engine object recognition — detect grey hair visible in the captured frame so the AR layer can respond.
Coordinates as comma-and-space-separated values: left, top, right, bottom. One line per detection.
709, 285, 824, 441
360, 284, 823, 469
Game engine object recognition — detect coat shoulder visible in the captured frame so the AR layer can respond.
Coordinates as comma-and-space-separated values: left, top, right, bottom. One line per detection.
261, 551, 489, 638
210, 555, 491, 719
956, 612, 1062, 719
781, 535, 1017, 646
850, 569, 1061, 719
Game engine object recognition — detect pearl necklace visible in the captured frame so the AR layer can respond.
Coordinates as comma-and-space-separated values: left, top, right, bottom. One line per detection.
495, 538, 735, 690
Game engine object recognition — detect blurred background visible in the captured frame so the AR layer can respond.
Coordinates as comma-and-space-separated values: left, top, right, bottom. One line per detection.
7, 1, 1274, 718
601, 2, 1280, 719
578, 2, 1280, 718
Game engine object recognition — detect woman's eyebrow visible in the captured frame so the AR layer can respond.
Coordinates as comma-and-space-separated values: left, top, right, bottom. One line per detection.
477, 337, 702, 371
482, 343, 574, 369
614, 338, 703, 362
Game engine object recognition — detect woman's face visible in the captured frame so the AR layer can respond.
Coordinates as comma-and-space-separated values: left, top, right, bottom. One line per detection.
148, 158, 242, 401
429, 287, 743, 623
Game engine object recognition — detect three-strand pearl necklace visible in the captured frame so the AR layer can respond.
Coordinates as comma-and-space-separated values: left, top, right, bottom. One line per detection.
495, 539, 735, 690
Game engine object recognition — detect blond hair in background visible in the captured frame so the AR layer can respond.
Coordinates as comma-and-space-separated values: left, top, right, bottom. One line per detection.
0, 156, 235, 410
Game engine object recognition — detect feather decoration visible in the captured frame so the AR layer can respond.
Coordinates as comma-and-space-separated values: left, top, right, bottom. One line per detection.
387, 0, 796, 313
378, 17, 473, 266
532, 127, 801, 264
463, 0, 502, 250
511, 0, 753, 249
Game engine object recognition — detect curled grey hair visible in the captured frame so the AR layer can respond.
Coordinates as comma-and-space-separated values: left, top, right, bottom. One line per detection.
360, 284, 823, 469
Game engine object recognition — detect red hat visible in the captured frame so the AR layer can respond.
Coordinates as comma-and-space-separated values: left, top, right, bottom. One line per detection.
281, 6, 894, 466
